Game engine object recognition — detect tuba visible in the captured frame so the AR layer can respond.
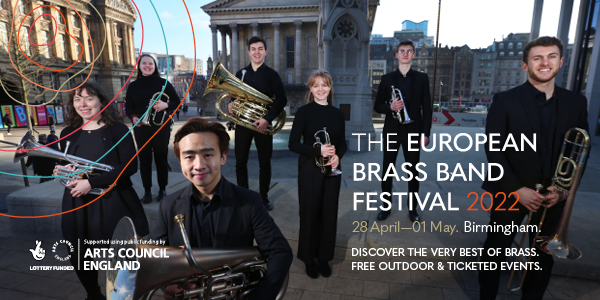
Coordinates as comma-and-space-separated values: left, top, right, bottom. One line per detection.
313, 127, 342, 176
13, 131, 113, 195
507, 128, 590, 292
203, 60, 286, 135
390, 85, 413, 124
140, 92, 170, 126
107, 216, 288, 300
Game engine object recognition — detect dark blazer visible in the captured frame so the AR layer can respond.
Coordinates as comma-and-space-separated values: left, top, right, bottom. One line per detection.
374, 68, 433, 137
59, 123, 138, 190
482, 82, 589, 195
152, 177, 293, 300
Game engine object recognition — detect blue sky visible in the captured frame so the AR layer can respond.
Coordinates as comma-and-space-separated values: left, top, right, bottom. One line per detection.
131, 0, 572, 71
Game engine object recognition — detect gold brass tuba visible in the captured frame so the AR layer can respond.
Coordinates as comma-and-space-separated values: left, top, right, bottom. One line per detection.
507, 127, 590, 292
13, 131, 114, 195
107, 215, 289, 300
140, 92, 170, 126
203, 60, 286, 135
313, 127, 342, 176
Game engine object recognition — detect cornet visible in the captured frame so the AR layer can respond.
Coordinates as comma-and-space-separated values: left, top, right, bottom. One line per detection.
13, 131, 114, 195
140, 92, 170, 126
313, 127, 342, 176
107, 215, 289, 300
390, 85, 413, 124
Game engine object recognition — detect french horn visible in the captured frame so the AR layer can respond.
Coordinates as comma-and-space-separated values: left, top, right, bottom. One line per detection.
203, 60, 286, 135
13, 130, 114, 195
107, 215, 288, 300
140, 92, 170, 126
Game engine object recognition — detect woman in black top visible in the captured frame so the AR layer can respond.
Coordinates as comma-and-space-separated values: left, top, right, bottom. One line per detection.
56, 81, 149, 300
125, 54, 180, 203
289, 70, 347, 279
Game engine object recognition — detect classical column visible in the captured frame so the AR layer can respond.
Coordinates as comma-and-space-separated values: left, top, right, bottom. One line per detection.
294, 20, 302, 85
272, 21, 280, 73
230, 23, 239, 72
128, 26, 135, 64
81, 20, 91, 63
323, 37, 331, 70
105, 19, 114, 64
120, 25, 130, 65
210, 24, 218, 71
228, 31, 233, 70
250, 22, 259, 37
529, 0, 544, 41
220, 28, 228, 70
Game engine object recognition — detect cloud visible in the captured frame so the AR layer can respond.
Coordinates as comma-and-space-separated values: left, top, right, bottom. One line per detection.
160, 11, 173, 19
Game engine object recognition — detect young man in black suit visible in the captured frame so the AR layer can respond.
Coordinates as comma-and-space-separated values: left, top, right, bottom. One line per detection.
229, 36, 288, 211
374, 40, 432, 222
152, 118, 292, 300
479, 36, 589, 300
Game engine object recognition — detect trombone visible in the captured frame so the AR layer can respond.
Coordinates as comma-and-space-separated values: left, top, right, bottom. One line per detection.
507, 128, 590, 292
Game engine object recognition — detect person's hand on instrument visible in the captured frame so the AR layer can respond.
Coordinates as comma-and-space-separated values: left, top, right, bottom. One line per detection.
515, 187, 545, 212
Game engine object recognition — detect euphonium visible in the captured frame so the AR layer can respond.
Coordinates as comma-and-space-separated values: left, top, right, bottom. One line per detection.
203, 60, 286, 135
107, 216, 289, 300
390, 85, 413, 124
507, 128, 590, 292
140, 92, 170, 126
313, 127, 342, 176
13, 131, 114, 195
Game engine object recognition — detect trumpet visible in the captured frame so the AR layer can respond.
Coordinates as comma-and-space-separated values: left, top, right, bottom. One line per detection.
107, 215, 289, 300
204, 60, 286, 135
390, 85, 413, 124
140, 92, 170, 126
13, 131, 114, 195
313, 127, 342, 176
507, 128, 590, 292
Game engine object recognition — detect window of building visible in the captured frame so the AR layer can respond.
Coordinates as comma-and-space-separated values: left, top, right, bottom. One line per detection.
0, 22, 7, 51
58, 34, 66, 59
500, 52, 505, 56
509, 43, 513, 49
499, 43, 504, 49
517, 42, 523, 49
41, 31, 50, 58
509, 52, 514, 56
285, 37, 294, 68
51, 73, 59, 89
18, 0, 26, 14
20, 26, 30, 55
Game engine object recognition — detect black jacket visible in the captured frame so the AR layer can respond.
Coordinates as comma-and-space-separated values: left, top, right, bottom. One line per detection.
59, 123, 138, 190
482, 82, 589, 195
125, 75, 181, 123
152, 177, 293, 300
374, 68, 433, 136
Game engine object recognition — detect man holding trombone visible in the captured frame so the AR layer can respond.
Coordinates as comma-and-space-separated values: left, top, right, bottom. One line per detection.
479, 36, 589, 300
374, 40, 432, 222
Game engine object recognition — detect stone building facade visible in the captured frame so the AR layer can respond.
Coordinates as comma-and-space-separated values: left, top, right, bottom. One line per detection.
0, 0, 137, 105
202, 0, 379, 150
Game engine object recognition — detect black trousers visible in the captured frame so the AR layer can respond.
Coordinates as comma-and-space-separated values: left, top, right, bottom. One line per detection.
133, 122, 171, 191
297, 156, 341, 264
479, 197, 565, 300
381, 126, 421, 210
6, 124, 10, 133
235, 125, 273, 202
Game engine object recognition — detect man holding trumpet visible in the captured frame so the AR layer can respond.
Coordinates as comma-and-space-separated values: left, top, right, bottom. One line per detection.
479, 36, 589, 300
373, 40, 432, 222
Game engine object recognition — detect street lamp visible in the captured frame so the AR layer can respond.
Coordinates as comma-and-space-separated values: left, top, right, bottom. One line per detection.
438, 81, 443, 112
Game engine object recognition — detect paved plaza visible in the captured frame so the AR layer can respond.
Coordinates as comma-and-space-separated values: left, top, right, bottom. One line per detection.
1, 114, 599, 299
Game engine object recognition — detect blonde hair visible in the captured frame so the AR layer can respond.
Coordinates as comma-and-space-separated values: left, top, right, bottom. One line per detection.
306, 70, 333, 105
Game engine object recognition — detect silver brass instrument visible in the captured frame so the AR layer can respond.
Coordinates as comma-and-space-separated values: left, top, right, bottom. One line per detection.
13, 131, 114, 195
313, 127, 342, 176
390, 85, 413, 124
203, 60, 286, 135
107, 215, 289, 300
507, 128, 589, 292
140, 92, 170, 126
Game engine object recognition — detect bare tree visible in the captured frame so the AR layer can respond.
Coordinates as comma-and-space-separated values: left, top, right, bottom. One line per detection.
0, 3, 57, 132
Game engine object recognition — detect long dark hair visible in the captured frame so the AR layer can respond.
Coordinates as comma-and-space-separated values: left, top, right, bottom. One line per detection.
64, 81, 123, 128
136, 54, 159, 79
306, 70, 333, 105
